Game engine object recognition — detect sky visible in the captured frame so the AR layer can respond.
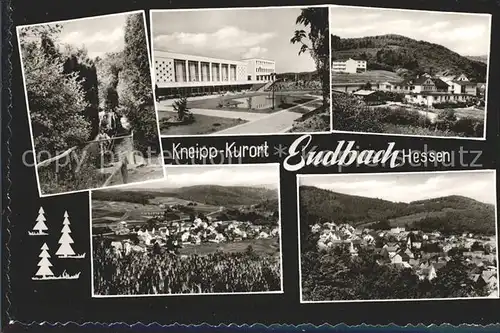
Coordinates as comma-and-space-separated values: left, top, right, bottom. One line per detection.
300, 171, 496, 205
48, 12, 143, 59
330, 5, 491, 56
123, 164, 279, 190
151, 8, 319, 73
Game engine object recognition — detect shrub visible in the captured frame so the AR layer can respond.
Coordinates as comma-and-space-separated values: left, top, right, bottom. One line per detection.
451, 117, 484, 137
377, 107, 428, 126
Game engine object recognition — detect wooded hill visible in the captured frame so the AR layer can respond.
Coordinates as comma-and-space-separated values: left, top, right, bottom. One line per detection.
93, 185, 278, 208
331, 34, 488, 82
299, 185, 496, 235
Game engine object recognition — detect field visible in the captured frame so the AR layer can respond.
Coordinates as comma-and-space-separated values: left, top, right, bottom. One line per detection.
332, 70, 402, 83
158, 111, 247, 136
179, 238, 280, 256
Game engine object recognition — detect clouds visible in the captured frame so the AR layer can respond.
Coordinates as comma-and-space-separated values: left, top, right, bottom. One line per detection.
60, 26, 124, 58
330, 6, 491, 56
154, 26, 275, 60
53, 13, 136, 59
151, 8, 318, 72
300, 171, 496, 205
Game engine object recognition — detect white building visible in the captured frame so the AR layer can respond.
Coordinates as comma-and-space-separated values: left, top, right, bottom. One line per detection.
242, 58, 276, 81
153, 50, 276, 96
332, 58, 367, 74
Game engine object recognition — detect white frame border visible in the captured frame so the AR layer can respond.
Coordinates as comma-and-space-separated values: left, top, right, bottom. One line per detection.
90, 162, 284, 298
16, 10, 167, 198
149, 5, 332, 138
296, 169, 500, 303
329, 4, 492, 141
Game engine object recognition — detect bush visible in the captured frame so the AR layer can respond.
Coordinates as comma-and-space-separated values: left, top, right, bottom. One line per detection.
377, 107, 428, 126
451, 117, 484, 137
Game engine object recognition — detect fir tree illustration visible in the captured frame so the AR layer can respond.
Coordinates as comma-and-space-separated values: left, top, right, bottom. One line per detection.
56, 211, 85, 258
33, 243, 54, 279
29, 206, 48, 236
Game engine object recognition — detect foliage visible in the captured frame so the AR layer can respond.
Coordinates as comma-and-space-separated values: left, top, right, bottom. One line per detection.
172, 97, 192, 121
120, 13, 159, 154
291, 8, 330, 107
93, 240, 281, 295
301, 247, 487, 301
333, 93, 483, 137
19, 26, 91, 157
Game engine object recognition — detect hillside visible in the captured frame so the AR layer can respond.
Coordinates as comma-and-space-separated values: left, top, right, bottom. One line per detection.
299, 186, 495, 235
94, 185, 278, 208
163, 185, 278, 207
331, 34, 487, 82
466, 55, 488, 64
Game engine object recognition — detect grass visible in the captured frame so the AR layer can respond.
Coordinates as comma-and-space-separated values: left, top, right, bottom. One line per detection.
332, 70, 403, 83
448, 107, 485, 120
179, 238, 280, 256
382, 123, 461, 137
159, 111, 247, 136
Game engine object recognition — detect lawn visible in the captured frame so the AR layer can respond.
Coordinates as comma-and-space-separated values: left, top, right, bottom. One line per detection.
332, 70, 403, 83
159, 110, 247, 136
448, 107, 485, 120
186, 92, 314, 113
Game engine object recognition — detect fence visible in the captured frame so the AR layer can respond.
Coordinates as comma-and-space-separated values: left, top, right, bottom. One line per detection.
36, 131, 134, 192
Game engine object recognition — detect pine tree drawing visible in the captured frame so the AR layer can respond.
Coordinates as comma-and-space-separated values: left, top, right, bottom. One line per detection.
34, 243, 54, 279
56, 211, 75, 257
29, 206, 48, 236
56, 211, 85, 259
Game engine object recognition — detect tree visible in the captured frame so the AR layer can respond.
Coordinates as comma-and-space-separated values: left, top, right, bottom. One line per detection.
291, 8, 329, 107
430, 256, 477, 298
62, 47, 100, 139
32, 206, 48, 235
19, 26, 91, 157
35, 243, 54, 278
56, 211, 76, 257
120, 13, 159, 154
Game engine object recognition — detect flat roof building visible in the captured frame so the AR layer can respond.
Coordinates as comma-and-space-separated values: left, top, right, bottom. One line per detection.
153, 51, 276, 90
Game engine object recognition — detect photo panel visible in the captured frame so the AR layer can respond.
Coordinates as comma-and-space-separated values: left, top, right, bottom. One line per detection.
16, 11, 165, 197
330, 5, 492, 140
91, 163, 283, 297
297, 170, 499, 302
150, 6, 331, 137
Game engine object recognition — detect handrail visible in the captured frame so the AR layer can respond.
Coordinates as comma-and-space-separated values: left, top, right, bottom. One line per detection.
37, 131, 134, 168
36, 147, 77, 168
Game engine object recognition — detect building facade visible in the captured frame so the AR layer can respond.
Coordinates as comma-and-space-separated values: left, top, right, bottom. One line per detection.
243, 58, 276, 81
153, 51, 276, 91
332, 58, 367, 74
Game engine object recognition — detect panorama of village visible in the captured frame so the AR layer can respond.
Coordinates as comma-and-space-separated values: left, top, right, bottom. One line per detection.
299, 171, 499, 302
92, 165, 282, 296
331, 6, 490, 138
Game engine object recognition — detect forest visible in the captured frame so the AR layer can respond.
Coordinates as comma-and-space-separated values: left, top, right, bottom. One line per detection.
299, 186, 496, 235
331, 34, 487, 82
18, 13, 159, 193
